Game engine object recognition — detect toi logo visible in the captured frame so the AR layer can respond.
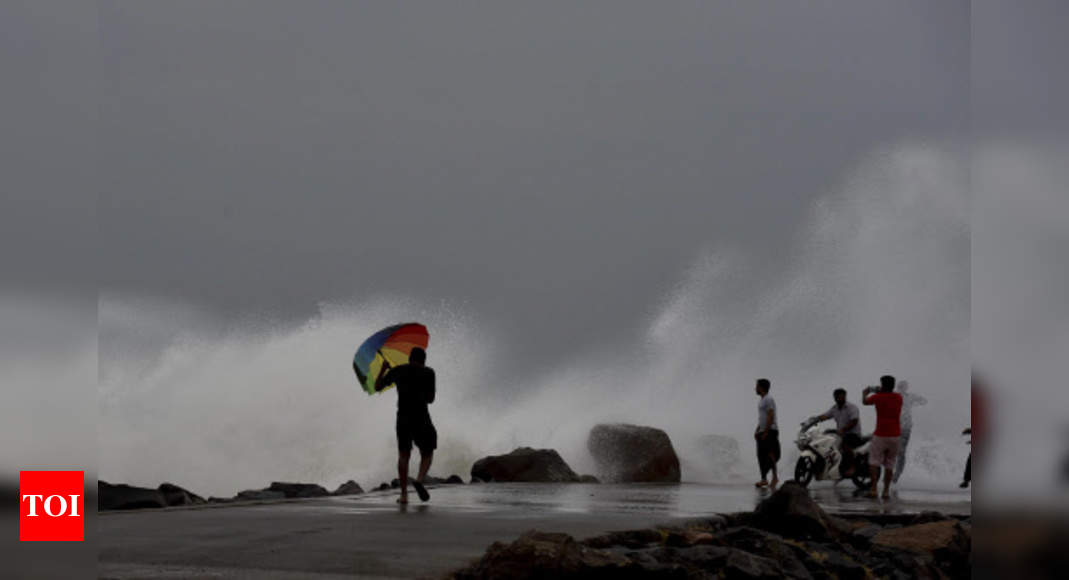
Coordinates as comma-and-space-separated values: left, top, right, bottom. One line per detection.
20, 471, 84, 541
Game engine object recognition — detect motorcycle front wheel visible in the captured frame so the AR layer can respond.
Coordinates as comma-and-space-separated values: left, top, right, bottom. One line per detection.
794, 456, 814, 487
851, 455, 873, 489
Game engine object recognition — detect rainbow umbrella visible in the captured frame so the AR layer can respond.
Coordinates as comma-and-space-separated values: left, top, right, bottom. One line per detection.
352, 323, 429, 395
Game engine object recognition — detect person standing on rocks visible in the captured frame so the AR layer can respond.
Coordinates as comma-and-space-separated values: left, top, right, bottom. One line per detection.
754, 378, 780, 489
863, 375, 903, 499
375, 346, 436, 504
892, 380, 926, 483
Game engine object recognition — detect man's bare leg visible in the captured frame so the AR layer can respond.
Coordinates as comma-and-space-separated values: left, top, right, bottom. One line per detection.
397, 451, 410, 504
882, 467, 893, 499
768, 454, 779, 490
417, 450, 433, 483
868, 465, 880, 498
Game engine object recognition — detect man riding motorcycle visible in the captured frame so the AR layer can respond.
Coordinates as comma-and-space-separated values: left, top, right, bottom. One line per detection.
805, 388, 863, 477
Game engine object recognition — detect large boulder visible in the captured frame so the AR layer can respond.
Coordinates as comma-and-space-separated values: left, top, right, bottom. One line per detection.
267, 482, 330, 498
157, 483, 205, 506
470, 447, 581, 483
98, 481, 166, 511
751, 481, 834, 540
332, 480, 364, 496
587, 423, 681, 482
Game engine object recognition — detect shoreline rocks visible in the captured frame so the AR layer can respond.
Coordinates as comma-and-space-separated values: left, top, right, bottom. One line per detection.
267, 482, 330, 498
471, 447, 581, 483
332, 480, 365, 496
99, 481, 206, 511
587, 423, 681, 483
235, 489, 286, 501
449, 484, 971, 579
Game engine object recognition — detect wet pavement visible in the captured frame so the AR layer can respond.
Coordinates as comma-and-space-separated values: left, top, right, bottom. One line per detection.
99, 482, 970, 578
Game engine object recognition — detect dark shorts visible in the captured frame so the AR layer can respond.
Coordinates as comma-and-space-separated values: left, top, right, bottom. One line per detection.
757, 429, 781, 471
397, 415, 437, 455
842, 433, 863, 450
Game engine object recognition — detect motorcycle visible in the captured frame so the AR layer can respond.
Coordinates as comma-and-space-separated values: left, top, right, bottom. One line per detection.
793, 420, 873, 489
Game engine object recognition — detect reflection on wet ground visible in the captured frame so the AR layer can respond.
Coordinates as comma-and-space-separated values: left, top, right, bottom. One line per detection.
99, 482, 969, 578
325, 481, 970, 518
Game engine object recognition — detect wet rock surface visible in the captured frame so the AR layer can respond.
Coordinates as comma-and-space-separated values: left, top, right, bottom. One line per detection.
235, 489, 286, 501
331, 480, 365, 496
266, 482, 330, 498
99, 481, 207, 510
588, 423, 682, 483
470, 447, 581, 482
98, 481, 167, 511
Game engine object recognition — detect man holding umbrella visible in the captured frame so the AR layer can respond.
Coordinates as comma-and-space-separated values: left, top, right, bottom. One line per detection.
375, 346, 436, 504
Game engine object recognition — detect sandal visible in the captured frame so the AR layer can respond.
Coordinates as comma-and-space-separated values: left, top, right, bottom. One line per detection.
411, 480, 430, 502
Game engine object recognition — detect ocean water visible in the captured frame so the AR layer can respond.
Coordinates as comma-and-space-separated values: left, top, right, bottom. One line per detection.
98, 144, 970, 499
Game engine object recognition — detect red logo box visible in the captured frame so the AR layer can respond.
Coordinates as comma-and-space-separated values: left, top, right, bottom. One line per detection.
20, 471, 84, 541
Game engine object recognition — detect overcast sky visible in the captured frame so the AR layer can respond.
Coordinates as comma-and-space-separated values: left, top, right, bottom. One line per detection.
5, 0, 1069, 501
83, 1, 973, 375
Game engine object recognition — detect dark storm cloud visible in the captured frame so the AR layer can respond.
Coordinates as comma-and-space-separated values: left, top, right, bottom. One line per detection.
1, 1, 97, 294
973, 0, 1069, 136
97, 1, 968, 372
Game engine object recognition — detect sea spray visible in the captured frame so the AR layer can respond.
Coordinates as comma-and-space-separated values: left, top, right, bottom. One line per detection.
99, 143, 969, 496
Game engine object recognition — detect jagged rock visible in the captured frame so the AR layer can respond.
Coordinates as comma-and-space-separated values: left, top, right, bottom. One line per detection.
793, 542, 870, 579
446, 474, 464, 484
98, 481, 166, 511
332, 480, 364, 496
711, 527, 813, 579
664, 530, 717, 548
655, 545, 785, 579
470, 447, 581, 483
579, 474, 600, 483
448, 512, 972, 579
266, 482, 329, 498
587, 424, 681, 483
235, 489, 285, 501
751, 481, 834, 540
581, 529, 664, 550
872, 520, 971, 577
449, 530, 637, 579
390, 478, 400, 489
157, 483, 205, 506
376, 482, 390, 491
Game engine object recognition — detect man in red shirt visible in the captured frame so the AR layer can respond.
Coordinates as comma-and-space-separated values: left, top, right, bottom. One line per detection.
863, 375, 903, 499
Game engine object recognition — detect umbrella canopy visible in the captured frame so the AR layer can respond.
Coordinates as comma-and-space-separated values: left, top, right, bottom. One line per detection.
352, 323, 429, 395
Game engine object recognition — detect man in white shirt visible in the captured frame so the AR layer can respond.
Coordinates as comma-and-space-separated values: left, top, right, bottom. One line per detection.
754, 378, 780, 489
810, 388, 862, 476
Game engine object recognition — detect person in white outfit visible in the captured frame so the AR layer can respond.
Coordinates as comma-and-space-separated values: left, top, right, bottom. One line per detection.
893, 380, 927, 483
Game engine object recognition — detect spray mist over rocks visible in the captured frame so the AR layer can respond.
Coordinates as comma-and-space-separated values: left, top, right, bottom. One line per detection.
99, 144, 969, 497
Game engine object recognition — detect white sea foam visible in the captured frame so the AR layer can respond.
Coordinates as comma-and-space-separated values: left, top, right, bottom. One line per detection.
99, 144, 971, 497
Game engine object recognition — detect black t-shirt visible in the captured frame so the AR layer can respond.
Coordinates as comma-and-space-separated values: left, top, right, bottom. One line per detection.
381, 364, 435, 420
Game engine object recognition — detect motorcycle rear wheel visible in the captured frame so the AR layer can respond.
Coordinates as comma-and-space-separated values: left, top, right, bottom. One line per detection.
851, 455, 873, 489
795, 456, 814, 487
